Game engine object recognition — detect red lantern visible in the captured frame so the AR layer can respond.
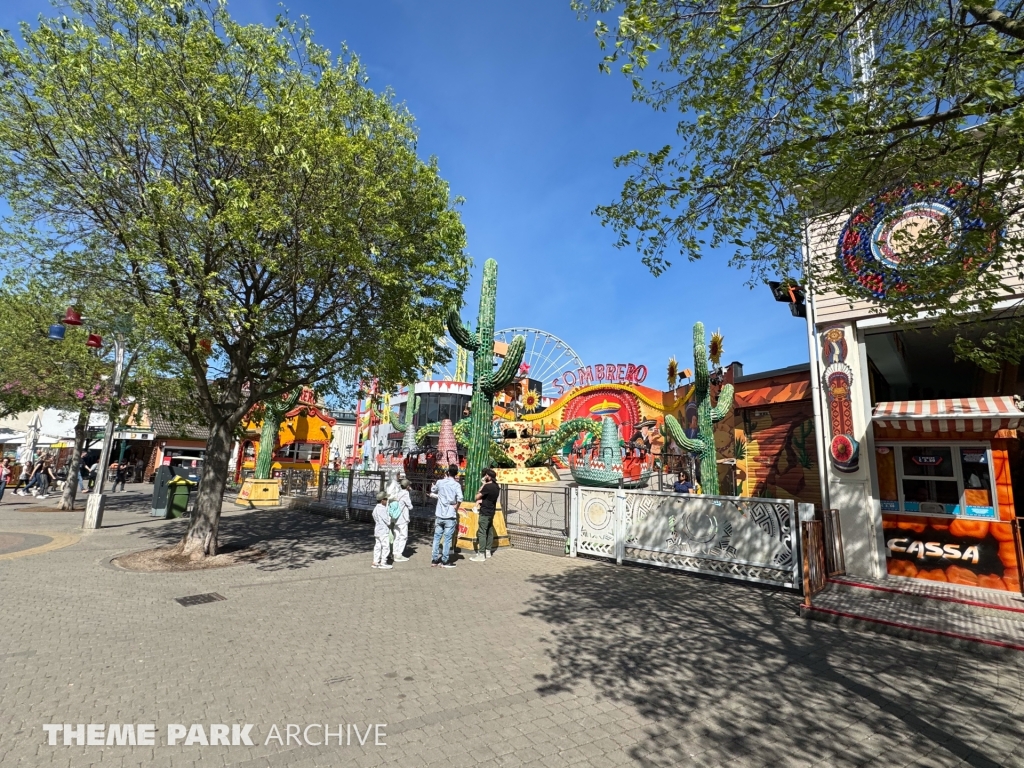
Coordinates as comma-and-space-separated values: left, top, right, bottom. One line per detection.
85, 333, 103, 349
62, 307, 82, 326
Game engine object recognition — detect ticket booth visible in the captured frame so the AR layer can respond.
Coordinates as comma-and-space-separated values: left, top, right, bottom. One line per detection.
872, 399, 1020, 591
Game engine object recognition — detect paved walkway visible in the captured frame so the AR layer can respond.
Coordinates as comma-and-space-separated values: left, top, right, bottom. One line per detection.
1, 493, 1023, 767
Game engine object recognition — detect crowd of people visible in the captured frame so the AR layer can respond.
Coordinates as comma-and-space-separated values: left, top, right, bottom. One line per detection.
0, 451, 147, 503
370, 465, 501, 570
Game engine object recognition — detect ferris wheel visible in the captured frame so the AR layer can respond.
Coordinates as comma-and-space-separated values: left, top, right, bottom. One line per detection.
493, 327, 584, 387
432, 328, 583, 387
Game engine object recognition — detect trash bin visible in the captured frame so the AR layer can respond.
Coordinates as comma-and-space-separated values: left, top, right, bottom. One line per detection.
166, 476, 196, 519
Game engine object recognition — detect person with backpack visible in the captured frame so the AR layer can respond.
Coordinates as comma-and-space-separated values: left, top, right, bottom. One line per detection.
371, 491, 393, 570
389, 477, 414, 562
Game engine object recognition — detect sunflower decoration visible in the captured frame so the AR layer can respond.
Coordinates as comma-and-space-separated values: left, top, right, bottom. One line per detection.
522, 390, 540, 413
667, 356, 679, 390
708, 330, 725, 367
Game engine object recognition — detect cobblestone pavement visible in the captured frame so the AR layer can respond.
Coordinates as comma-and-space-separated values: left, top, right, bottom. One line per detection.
1, 496, 1023, 768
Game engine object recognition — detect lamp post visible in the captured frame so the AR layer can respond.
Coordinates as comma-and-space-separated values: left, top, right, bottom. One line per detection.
83, 329, 129, 529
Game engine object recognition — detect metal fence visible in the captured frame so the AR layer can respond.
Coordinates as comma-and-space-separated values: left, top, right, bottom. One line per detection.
571, 486, 804, 589
500, 483, 571, 556
801, 520, 828, 602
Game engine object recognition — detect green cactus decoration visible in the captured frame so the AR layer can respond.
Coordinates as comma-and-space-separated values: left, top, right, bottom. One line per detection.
446, 259, 525, 499
391, 395, 420, 456
663, 322, 734, 495
525, 418, 602, 467
254, 389, 303, 480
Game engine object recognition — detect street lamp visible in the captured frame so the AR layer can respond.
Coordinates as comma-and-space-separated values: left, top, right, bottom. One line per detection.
46, 302, 133, 529
83, 319, 132, 530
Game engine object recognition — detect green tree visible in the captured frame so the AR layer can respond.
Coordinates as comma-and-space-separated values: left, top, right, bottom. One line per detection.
575, 1, 1024, 363
0, 0, 468, 557
0, 279, 140, 510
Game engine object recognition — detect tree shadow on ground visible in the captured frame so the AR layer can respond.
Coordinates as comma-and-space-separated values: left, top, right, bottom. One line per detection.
128, 509, 376, 571
522, 561, 1024, 768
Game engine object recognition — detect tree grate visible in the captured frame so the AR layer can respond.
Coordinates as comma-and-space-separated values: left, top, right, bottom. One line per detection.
175, 592, 226, 607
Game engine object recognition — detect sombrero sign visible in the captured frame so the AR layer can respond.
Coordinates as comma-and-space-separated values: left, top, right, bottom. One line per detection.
551, 363, 648, 397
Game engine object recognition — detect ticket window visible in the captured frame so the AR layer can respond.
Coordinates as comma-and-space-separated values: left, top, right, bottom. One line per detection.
876, 443, 997, 519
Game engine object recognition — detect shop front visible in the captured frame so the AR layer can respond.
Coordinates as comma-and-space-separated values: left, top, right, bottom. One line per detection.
872, 399, 1021, 591
804, 183, 1024, 594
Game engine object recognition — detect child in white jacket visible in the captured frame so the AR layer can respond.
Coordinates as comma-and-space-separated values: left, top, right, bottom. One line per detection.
371, 491, 393, 570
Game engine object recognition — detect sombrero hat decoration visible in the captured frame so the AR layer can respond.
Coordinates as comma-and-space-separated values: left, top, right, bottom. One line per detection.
589, 400, 621, 416
633, 419, 656, 430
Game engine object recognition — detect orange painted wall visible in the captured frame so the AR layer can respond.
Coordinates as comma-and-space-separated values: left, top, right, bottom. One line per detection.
991, 440, 1016, 521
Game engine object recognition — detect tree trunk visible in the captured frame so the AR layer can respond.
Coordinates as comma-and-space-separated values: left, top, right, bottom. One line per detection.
175, 418, 235, 559
58, 407, 90, 510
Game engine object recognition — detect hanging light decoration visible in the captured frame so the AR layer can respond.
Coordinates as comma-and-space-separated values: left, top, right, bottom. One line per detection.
85, 333, 103, 349
47, 323, 66, 341
62, 306, 83, 326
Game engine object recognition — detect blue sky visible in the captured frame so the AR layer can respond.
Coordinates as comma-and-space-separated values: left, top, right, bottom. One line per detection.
0, 0, 809, 384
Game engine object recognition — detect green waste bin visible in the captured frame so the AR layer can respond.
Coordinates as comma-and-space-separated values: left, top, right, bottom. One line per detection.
166, 476, 196, 518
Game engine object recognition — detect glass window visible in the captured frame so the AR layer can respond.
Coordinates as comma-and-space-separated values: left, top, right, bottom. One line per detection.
900, 446, 954, 477
961, 448, 994, 508
425, 395, 439, 424
901, 479, 960, 506
277, 443, 320, 462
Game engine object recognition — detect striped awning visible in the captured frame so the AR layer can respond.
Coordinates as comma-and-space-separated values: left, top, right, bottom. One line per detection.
873, 397, 1024, 433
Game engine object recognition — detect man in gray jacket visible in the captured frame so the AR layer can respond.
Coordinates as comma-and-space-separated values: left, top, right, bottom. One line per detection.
429, 464, 463, 568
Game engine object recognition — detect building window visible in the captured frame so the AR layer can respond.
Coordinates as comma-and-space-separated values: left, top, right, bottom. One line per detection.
877, 442, 997, 518
275, 442, 321, 462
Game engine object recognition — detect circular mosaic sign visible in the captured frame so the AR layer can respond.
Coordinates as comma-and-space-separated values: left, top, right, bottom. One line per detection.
837, 182, 998, 301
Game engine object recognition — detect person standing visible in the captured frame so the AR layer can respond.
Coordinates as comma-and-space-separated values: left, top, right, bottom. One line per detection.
0, 457, 11, 503
112, 460, 128, 492
470, 468, 500, 562
673, 471, 695, 494
135, 457, 145, 483
78, 453, 91, 494
391, 477, 413, 562
371, 491, 393, 570
429, 464, 463, 568
35, 459, 55, 498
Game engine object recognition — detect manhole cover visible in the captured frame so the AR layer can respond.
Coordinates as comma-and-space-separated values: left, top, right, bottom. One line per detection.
175, 593, 226, 607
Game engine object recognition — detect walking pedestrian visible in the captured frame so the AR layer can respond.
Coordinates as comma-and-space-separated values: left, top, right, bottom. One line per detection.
78, 452, 92, 493
469, 468, 500, 562
0, 457, 11, 503
391, 477, 413, 562
35, 459, 55, 498
19, 458, 44, 496
112, 461, 128, 492
371, 491, 393, 570
429, 464, 463, 568
12, 460, 30, 494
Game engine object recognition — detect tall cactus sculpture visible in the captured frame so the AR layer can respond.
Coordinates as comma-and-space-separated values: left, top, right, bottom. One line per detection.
447, 259, 525, 499
664, 322, 734, 495
254, 389, 302, 479
391, 395, 420, 456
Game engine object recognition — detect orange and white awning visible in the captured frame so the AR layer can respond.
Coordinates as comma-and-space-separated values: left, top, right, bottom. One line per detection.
873, 397, 1024, 433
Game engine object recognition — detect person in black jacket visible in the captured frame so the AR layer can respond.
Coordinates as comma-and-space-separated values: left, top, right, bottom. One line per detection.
470, 468, 500, 562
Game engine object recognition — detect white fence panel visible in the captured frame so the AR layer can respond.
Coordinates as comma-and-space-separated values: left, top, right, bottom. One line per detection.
574, 487, 618, 560
572, 485, 800, 588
